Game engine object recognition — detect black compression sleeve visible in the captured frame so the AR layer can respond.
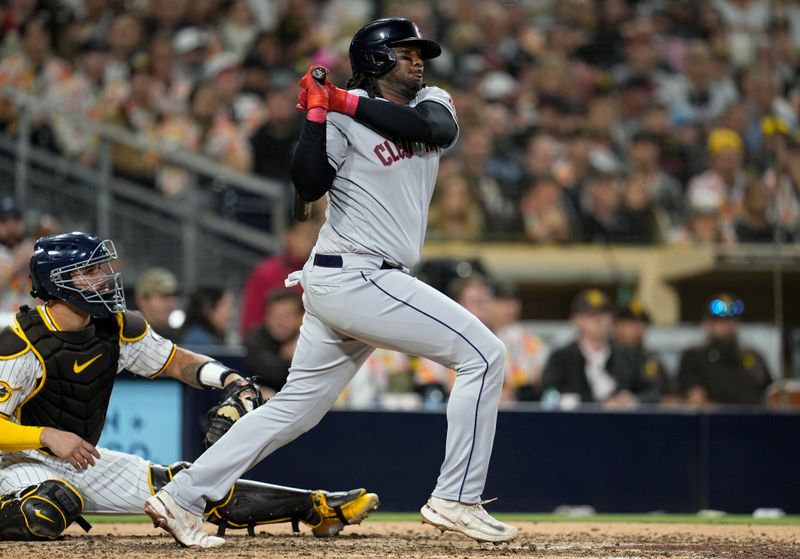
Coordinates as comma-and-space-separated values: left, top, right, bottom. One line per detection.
354, 99, 457, 147
289, 120, 336, 202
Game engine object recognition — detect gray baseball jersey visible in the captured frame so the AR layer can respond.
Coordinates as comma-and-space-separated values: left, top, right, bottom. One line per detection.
0, 305, 175, 512
315, 86, 458, 268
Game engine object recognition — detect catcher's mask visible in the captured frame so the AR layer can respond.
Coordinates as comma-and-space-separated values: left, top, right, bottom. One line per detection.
30, 232, 126, 319
349, 17, 441, 77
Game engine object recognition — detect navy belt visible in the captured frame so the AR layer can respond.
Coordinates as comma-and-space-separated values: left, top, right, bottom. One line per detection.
313, 254, 401, 270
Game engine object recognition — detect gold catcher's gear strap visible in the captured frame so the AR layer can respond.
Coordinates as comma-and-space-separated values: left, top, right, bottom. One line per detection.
0, 479, 90, 540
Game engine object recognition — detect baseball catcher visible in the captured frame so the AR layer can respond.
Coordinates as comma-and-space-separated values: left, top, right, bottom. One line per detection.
0, 232, 378, 544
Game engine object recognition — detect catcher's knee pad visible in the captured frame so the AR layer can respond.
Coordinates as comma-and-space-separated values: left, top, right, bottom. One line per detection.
0, 479, 84, 540
149, 461, 191, 493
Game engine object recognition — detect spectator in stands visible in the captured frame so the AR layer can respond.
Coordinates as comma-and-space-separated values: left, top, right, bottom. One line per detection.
619, 171, 660, 244
459, 128, 518, 234
157, 82, 252, 197
658, 39, 739, 125
149, 32, 193, 118
761, 127, 800, 239
47, 37, 111, 163
250, 86, 300, 182
0, 196, 35, 312
734, 179, 789, 243
626, 131, 684, 228
218, 0, 257, 58
0, 0, 39, 54
713, 0, 771, 68
678, 293, 772, 406
243, 289, 303, 396
542, 288, 660, 407
173, 26, 211, 84
240, 216, 321, 336
613, 298, 674, 399
104, 13, 143, 84
579, 166, 635, 244
520, 175, 576, 244
0, 12, 71, 148
686, 128, 747, 243
178, 283, 233, 347
134, 267, 181, 342
103, 51, 159, 186
427, 173, 484, 241
672, 190, 726, 246
492, 283, 549, 402
205, 51, 265, 138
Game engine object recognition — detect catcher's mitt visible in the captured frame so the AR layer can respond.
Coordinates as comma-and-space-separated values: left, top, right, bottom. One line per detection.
203, 377, 266, 448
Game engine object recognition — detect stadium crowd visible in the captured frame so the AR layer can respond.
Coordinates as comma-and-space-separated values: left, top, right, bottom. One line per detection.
0, 0, 794, 408
0, 0, 799, 244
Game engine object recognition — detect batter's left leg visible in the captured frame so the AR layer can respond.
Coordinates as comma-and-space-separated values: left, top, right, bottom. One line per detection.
308, 269, 506, 504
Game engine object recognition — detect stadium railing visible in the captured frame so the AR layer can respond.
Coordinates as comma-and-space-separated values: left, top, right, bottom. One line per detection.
0, 85, 287, 294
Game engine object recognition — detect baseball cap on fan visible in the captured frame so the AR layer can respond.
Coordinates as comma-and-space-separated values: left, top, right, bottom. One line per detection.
615, 298, 651, 323
173, 27, 209, 55
204, 52, 241, 80
135, 268, 180, 299
571, 289, 612, 315
0, 196, 21, 219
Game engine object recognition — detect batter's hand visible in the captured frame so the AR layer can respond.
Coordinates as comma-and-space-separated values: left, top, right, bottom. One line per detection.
299, 65, 330, 113
40, 427, 101, 471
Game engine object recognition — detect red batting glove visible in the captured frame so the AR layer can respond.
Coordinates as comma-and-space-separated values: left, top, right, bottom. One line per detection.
325, 83, 359, 117
298, 65, 330, 123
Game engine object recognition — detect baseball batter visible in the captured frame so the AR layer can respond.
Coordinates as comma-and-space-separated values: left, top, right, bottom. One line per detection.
149, 18, 518, 545
0, 232, 378, 547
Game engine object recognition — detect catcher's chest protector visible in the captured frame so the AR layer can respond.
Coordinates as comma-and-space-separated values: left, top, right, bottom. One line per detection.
16, 306, 120, 446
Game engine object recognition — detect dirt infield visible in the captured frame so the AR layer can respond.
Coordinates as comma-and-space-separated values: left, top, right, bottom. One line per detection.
3, 520, 799, 559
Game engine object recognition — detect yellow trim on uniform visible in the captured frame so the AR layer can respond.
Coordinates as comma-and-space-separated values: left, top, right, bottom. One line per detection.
50, 478, 84, 510
148, 344, 177, 379
36, 306, 57, 332
43, 304, 62, 331
23, 496, 66, 537
12, 317, 47, 421
205, 486, 235, 519
117, 313, 150, 343
147, 466, 156, 495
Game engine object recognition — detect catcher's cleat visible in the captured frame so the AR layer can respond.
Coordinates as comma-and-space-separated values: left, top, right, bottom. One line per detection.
144, 490, 225, 549
308, 488, 380, 537
420, 496, 518, 543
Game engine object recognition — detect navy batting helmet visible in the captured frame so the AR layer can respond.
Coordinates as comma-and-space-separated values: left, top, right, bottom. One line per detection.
30, 232, 126, 318
349, 18, 441, 77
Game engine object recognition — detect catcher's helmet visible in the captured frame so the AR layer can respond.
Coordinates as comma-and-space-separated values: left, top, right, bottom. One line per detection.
30, 232, 126, 318
349, 17, 441, 77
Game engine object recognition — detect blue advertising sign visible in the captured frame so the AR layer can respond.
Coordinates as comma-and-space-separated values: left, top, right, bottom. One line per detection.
98, 378, 182, 465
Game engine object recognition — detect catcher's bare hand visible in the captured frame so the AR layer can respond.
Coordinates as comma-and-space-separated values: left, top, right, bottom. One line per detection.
41, 427, 101, 470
